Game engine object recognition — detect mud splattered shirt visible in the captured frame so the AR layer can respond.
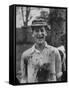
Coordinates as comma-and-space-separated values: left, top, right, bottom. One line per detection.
20, 42, 62, 83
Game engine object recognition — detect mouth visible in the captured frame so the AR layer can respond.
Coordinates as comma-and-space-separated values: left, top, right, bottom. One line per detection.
37, 36, 44, 40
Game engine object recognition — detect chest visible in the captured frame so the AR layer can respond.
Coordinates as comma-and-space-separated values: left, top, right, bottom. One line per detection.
28, 49, 55, 67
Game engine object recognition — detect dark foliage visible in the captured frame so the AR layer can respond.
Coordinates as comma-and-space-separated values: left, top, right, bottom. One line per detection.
47, 9, 66, 46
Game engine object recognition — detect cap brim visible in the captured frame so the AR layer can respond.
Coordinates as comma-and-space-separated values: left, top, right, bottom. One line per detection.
31, 24, 47, 27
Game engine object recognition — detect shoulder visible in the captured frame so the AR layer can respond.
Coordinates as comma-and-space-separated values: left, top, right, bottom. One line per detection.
47, 44, 60, 55
47, 44, 58, 52
57, 45, 65, 55
21, 45, 34, 59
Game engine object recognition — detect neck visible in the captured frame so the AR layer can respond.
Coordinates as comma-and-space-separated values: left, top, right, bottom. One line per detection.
35, 42, 46, 51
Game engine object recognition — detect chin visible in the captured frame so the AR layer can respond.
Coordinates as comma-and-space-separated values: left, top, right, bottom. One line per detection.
35, 38, 45, 45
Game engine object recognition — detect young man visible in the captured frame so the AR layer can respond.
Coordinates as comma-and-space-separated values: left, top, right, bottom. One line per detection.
20, 16, 62, 83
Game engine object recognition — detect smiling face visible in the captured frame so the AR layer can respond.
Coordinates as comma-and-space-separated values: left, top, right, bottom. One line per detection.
32, 26, 47, 45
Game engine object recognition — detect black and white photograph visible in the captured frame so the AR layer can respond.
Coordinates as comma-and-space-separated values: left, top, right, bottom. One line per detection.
10, 5, 67, 85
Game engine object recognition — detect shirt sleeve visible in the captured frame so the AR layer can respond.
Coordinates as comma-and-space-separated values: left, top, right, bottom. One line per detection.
55, 49, 63, 80
20, 53, 27, 83
62, 52, 66, 72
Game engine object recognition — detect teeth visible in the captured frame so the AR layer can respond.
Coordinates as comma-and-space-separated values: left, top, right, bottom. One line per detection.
37, 36, 43, 38
39, 37, 43, 39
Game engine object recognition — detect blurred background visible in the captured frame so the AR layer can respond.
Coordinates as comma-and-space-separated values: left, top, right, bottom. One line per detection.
16, 6, 67, 76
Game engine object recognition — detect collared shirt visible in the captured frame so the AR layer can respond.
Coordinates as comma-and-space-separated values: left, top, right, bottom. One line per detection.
20, 42, 62, 83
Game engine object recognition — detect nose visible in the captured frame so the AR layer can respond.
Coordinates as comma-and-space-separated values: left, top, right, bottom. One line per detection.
38, 30, 42, 35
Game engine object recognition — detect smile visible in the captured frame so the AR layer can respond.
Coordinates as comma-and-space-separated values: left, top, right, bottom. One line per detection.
37, 36, 44, 39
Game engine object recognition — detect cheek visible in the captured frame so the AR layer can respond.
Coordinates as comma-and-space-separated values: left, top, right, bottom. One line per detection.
32, 31, 36, 37
41, 32, 47, 37
32, 31, 38, 37
32, 33, 37, 41
43, 32, 47, 37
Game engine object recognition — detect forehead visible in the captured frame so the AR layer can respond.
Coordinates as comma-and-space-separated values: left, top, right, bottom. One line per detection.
32, 26, 46, 32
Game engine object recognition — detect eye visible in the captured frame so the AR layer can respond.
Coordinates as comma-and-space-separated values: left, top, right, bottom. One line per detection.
36, 29, 39, 32
34, 28, 40, 32
40, 29, 44, 32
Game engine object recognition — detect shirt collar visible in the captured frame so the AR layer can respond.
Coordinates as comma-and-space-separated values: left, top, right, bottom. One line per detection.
31, 42, 48, 53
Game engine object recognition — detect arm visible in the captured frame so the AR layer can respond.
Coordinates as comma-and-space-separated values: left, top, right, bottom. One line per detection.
55, 49, 63, 81
20, 53, 27, 83
62, 52, 66, 72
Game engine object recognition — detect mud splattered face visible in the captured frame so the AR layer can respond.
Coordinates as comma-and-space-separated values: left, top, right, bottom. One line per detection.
32, 26, 47, 44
